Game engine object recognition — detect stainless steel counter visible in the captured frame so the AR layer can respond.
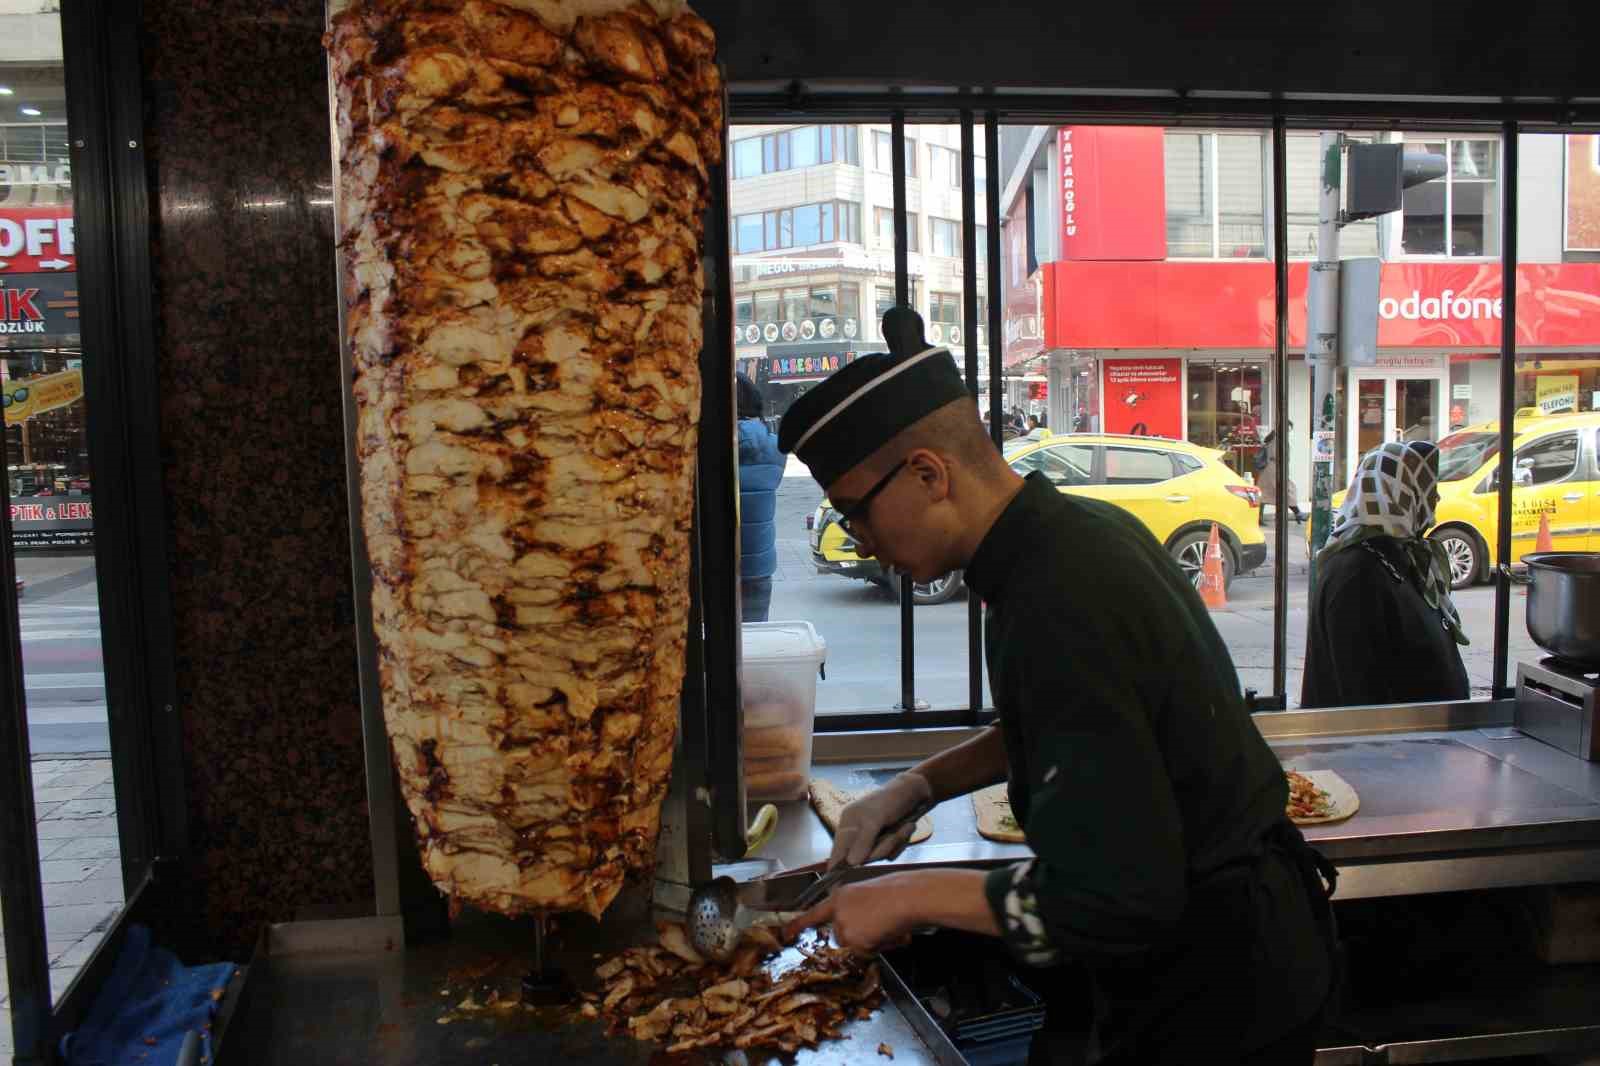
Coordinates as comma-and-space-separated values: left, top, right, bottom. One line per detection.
221, 897, 964, 1066
737, 721, 1600, 901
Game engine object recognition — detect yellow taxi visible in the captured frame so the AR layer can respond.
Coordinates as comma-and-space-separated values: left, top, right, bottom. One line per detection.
1317, 409, 1600, 590
807, 431, 1267, 604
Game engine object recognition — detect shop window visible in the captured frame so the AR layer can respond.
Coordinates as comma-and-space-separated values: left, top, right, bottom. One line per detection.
1105, 446, 1177, 485
1164, 131, 1266, 258
1400, 137, 1500, 257
930, 144, 961, 188
975, 224, 988, 273
782, 289, 808, 324
735, 297, 752, 328
1186, 361, 1266, 475
930, 216, 960, 258
754, 291, 780, 325
874, 206, 919, 252
874, 283, 921, 338
930, 292, 960, 325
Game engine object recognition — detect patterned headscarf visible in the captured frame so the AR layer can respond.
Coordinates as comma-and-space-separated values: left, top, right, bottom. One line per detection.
1318, 440, 1468, 645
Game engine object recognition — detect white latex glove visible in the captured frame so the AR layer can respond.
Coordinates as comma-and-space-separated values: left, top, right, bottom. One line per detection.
828, 771, 935, 870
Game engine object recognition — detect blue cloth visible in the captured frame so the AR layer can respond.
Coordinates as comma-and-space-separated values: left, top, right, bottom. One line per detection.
738, 418, 784, 581
60, 923, 237, 1066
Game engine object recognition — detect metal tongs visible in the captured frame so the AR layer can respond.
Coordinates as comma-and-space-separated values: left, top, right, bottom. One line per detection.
686, 821, 912, 962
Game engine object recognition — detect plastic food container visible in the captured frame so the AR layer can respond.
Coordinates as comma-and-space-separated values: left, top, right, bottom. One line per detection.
741, 620, 827, 802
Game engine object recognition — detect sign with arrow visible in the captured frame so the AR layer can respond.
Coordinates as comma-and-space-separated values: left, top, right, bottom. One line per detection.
0, 207, 76, 275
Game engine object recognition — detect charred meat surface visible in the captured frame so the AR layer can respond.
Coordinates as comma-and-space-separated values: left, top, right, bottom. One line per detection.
326, 0, 722, 918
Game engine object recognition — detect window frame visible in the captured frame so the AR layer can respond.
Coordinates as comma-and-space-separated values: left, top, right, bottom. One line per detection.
1165, 129, 1269, 260
716, 103, 1529, 731
1396, 133, 1503, 260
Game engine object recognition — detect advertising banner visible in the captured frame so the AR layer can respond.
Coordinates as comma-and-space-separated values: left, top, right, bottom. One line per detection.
4, 368, 83, 425
1101, 358, 1182, 437
1536, 373, 1580, 414
0, 272, 79, 339
9, 495, 92, 550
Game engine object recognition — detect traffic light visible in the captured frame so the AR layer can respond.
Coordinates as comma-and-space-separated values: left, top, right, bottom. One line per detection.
1344, 143, 1447, 222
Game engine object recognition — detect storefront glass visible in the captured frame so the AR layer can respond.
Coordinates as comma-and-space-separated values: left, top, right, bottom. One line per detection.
1, 15, 122, 1027
1186, 359, 1268, 476
729, 122, 984, 715
1289, 128, 1508, 707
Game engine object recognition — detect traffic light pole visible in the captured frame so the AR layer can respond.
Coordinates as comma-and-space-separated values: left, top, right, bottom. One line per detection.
1306, 132, 1342, 594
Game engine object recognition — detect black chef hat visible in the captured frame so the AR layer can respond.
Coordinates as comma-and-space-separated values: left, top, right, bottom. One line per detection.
777, 346, 968, 489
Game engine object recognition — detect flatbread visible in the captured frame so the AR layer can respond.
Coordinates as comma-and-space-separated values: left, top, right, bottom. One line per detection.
971, 783, 1025, 843
1286, 769, 1359, 826
808, 779, 933, 846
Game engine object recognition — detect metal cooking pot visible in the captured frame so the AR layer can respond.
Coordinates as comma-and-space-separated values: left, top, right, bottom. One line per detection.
1524, 552, 1600, 668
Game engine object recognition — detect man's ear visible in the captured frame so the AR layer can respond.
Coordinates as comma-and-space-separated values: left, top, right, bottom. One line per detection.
905, 448, 953, 502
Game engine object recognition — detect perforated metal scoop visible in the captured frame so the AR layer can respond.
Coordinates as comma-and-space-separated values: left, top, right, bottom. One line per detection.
687, 875, 742, 963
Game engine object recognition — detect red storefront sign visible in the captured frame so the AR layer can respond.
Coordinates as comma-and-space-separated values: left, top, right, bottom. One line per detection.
0, 207, 76, 275
1043, 261, 1600, 350
1102, 358, 1182, 437
1058, 127, 1166, 262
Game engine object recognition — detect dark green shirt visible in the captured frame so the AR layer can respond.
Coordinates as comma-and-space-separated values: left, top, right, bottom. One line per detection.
965, 473, 1291, 967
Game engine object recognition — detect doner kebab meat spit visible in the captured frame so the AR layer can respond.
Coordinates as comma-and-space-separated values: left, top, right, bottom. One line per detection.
326, 0, 722, 918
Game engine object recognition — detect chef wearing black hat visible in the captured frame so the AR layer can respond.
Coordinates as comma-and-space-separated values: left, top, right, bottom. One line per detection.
780, 311, 1338, 1065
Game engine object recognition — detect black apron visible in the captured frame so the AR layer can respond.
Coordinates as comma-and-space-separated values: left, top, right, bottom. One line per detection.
1028, 822, 1340, 1066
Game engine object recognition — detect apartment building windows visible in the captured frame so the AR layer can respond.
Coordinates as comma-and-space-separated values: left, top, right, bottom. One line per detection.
1400, 137, 1500, 257
874, 206, 920, 252
929, 144, 961, 188
1164, 131, 1267, 258
731, 125, 860, 178
733, 200, 861, 253
871, 130, 918, 176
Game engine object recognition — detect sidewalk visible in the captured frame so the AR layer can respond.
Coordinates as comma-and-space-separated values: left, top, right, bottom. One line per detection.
0, 754, 122, 1056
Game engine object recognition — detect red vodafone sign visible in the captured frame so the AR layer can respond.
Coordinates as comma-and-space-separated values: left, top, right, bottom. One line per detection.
0, 207, 76, 275
1044, 261, 1600, 350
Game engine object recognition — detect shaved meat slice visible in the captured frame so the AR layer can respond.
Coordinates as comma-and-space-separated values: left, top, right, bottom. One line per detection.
656, 920, 704, 965
327, 0, 722, 920
595, 927, 886, 1055
594, 957, 625, 981
601, 974, 635, 1011
701, 978, 748, 1015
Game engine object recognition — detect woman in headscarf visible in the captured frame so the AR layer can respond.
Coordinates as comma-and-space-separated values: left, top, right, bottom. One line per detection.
1301, 440, 1470, 708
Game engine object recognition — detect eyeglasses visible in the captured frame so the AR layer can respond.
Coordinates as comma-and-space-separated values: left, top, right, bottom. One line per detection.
837, 459, 908, 539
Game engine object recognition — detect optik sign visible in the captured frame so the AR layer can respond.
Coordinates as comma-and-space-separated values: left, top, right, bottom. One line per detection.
0, 274, 77, 337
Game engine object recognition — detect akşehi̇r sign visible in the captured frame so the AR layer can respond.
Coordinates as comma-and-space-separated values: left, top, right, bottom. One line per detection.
762, 343, 861, 382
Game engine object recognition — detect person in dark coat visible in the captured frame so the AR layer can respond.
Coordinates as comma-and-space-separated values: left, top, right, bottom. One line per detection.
736, 373, 783, 623
1301, 440, 1470, 708
776, 346, 1337, 1065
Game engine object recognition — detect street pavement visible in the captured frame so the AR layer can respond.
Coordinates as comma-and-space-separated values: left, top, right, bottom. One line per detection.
767, 460, 1539, 716
0, 755, 122, 1054
16, 554, 106, 756
0, 555, 117, 1050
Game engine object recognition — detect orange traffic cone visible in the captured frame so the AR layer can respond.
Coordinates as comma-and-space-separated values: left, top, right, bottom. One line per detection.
1198, 522, 1228, 610
1536, 511, 1554, 553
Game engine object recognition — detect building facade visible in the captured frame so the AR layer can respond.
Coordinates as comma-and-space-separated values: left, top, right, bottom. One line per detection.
727, 123, 992, 422
996, 126, 1600, 493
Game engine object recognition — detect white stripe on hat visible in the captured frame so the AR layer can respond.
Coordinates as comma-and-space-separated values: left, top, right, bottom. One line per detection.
790, 346, 950, 456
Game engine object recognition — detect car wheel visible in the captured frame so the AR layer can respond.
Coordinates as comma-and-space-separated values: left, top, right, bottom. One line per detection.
1430, 527, 1480, 590
898, 570, 965, 606
1170, 531, 1235, 592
